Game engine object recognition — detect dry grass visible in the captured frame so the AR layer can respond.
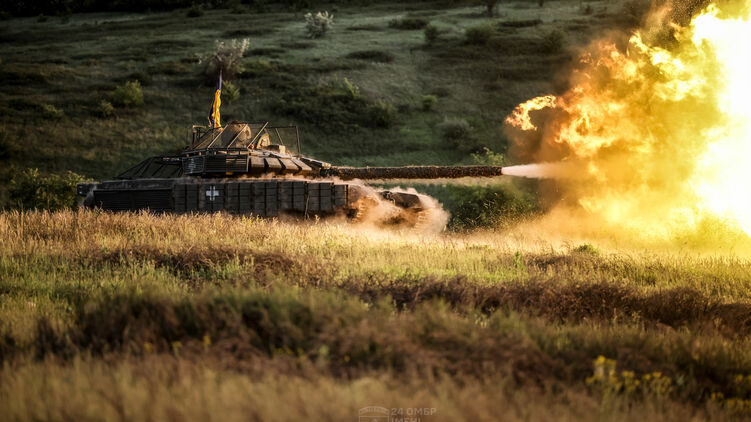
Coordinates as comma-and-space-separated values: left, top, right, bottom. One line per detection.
3, 210, 751, 419
2, 356, 718, 422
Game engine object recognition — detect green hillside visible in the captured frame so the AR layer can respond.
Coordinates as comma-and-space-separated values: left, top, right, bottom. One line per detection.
0, 0, 628, 179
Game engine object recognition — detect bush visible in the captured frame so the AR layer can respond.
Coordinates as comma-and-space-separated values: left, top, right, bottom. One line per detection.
41, 104, 63, 120
540, 30, 565, 54
421, 95, 437, 111
341, 77, 360, 99
424, 24, 439, 45
8, 168, 86, 211
465, 24, 494, 45
471, 147, 507, 166
36, 14, 48, 22
388, 17, 428, 30
344, 50, 394, 63
223, 81, 240, 103
304, 11, 334, 38
97, 100, 114, 118
573, 243, 599, 255
186, 5, 203, 17
448, 184, 538, 230
438, 117, 471, 142
369, 100, 397, 128
203, 38, 250, 84
112, 80, 144, 107
417, 183, 538, 230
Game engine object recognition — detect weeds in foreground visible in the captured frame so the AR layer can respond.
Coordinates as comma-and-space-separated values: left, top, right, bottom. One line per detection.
1, 211, 751, 419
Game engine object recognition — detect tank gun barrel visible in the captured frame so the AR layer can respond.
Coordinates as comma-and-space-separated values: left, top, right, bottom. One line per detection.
323, 165, 504, 180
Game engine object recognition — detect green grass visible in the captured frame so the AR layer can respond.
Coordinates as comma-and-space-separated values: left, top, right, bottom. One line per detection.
0, 0, 625, 183
3, 210, 751, 419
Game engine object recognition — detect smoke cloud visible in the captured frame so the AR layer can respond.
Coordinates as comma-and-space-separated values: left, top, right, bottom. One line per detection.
503, 0, 751, 240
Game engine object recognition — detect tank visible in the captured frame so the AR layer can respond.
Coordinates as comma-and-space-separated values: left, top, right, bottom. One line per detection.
76, 121, 506, 229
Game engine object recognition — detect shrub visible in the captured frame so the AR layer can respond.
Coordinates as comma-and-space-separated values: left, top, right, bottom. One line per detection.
186, 5, 203, 18
304, 11, 334, 38
97, 100, 114, 118
344, 50, 394, 63
388, 17, 428, 30
540, 30, 565, 54
471, 147, 507, 166
112, 80, 144, 107
425, 183, 538, 230
438, 117, 471, 142
36, 14, 48, 22
8, 168, 86, 211
223, 81, 240, 103
465, 24, 494, 45
424, 24, 439, 45
421, 95, 437, 111
203, 38, 250, 84
341, 77, 360, 99
41, 104, 63, 120
573, 244, 599, 255
369, 100, 397, 128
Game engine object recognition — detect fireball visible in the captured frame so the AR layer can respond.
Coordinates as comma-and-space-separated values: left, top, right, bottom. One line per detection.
505, 0, 751, 238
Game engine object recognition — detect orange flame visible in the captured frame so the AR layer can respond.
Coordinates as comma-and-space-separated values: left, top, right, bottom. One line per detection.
505, 1, 751, 239
504, 95, 558, 131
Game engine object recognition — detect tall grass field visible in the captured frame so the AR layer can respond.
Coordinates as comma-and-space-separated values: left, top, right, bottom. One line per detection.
3, 0, 749, 420
3, 211, 751, 420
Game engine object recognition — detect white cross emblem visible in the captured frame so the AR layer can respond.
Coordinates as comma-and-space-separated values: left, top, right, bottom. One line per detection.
206, 186, 220, 201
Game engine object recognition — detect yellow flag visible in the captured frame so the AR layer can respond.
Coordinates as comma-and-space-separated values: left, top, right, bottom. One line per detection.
208, 70, 222, 128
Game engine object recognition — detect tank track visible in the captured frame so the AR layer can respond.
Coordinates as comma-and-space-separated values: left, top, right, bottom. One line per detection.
77, 178, 440, 230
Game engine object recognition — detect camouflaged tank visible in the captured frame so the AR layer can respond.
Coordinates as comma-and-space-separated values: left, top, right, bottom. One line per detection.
77, 122, 506, 228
